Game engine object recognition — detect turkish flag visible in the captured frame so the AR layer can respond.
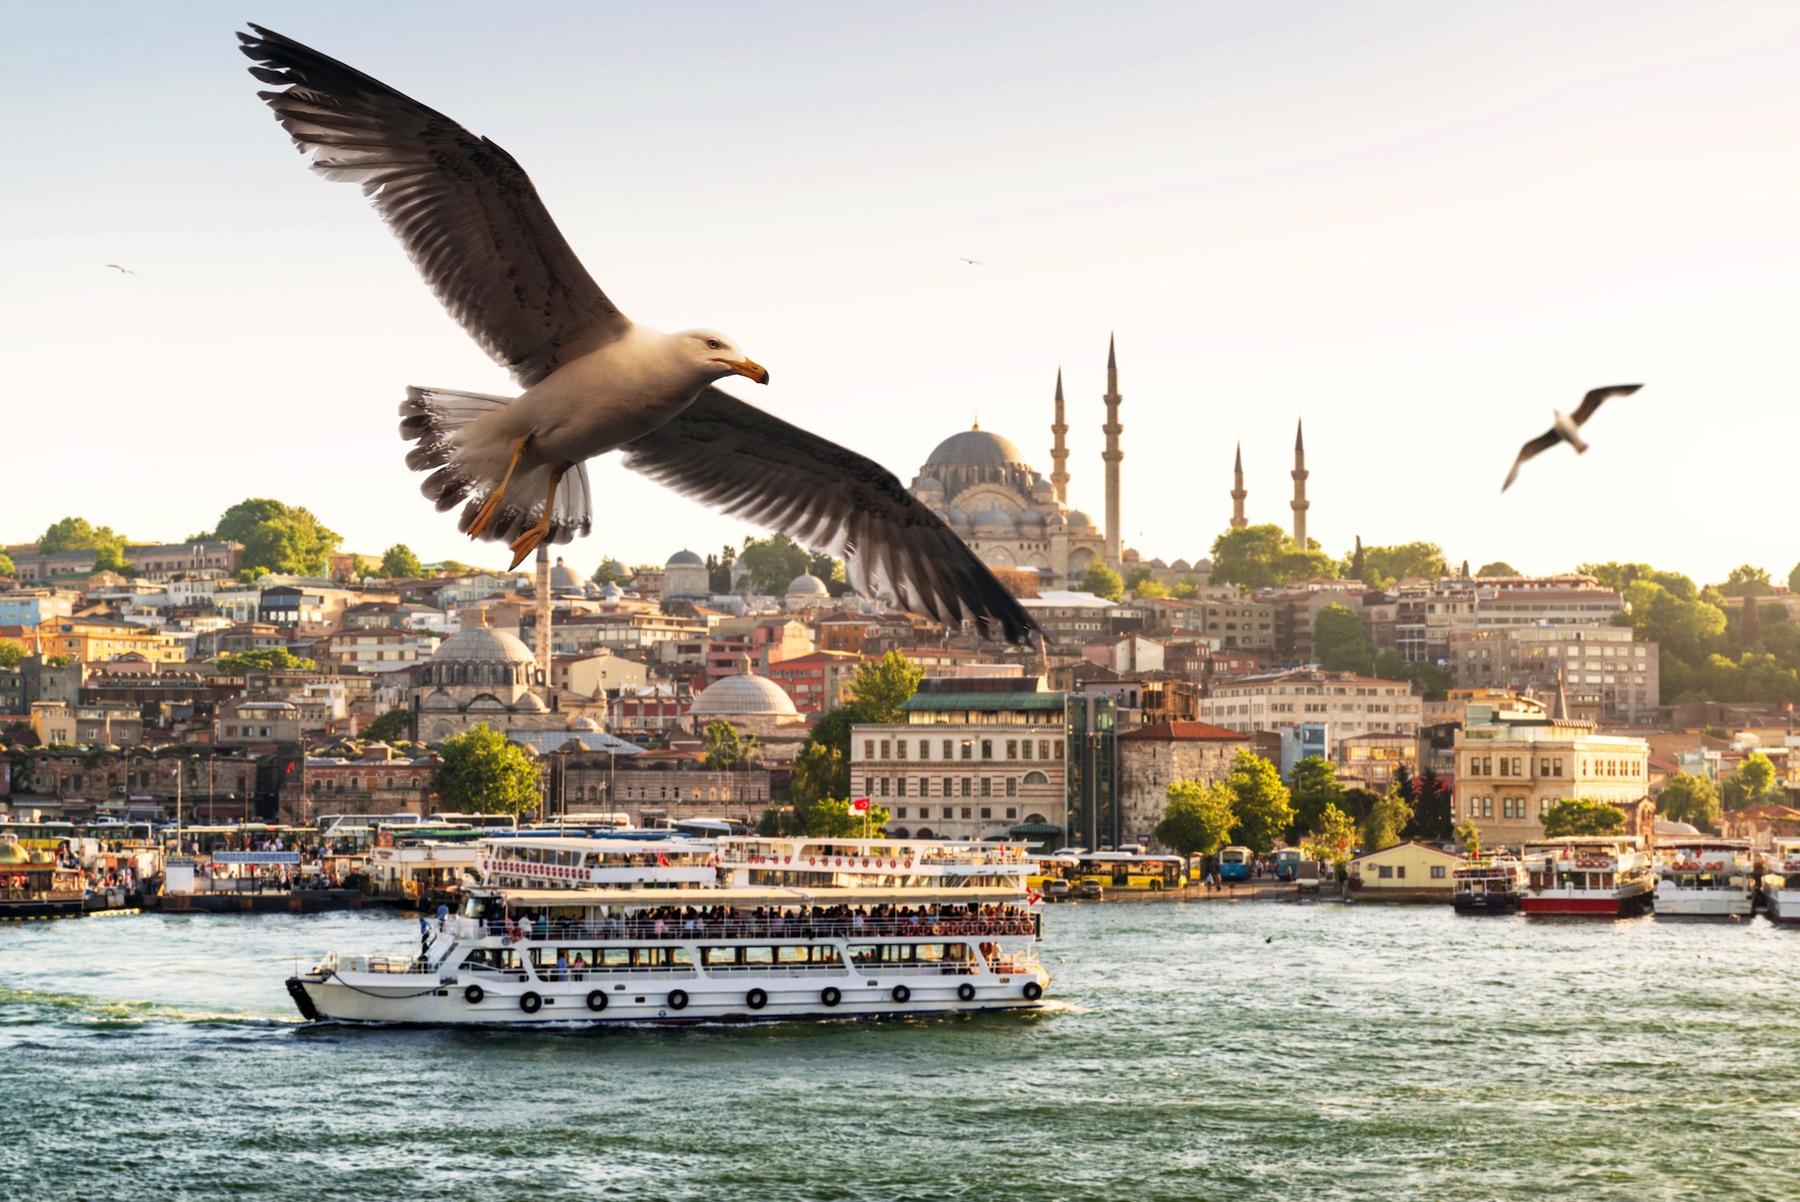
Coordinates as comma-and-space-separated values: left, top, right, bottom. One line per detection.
850, 798, 871, 813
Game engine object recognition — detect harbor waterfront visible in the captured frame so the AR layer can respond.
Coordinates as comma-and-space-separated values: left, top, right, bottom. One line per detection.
3, 903, 1795, 1201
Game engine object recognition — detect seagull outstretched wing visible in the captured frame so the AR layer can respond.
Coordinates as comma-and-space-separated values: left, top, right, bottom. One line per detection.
1569, 383, 1642, 426
1502, 430, 1563, 493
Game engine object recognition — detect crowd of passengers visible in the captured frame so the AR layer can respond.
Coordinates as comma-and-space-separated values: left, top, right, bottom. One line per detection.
477, 903, 1037, 943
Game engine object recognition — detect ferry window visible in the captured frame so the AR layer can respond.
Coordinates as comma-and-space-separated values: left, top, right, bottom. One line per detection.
913, 944, 945, 963
849, 945, 879, 965
668, 948, 693, 967
776, 946, 810, 964
601, 948, 631, 967
814, 946, 841, 964
701, 947, 739, 966
742, 947, 775, 965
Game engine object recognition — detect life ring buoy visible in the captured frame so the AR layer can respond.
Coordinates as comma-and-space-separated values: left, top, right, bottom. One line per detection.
905, 859, 914, 869
820, 986, 842, 1008
809, 857, 817, 866
667, 989, 689, 1011
519, 991, 542, 1014
957, 982, 976, 1002
1023, 981, 1043, 1001
746, 988, 768, 1011
464, 984, 484, 1005
586, 990, 609, 1012
891, 984, 911, 1004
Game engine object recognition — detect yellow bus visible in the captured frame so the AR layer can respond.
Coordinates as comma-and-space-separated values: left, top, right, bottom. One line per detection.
1036, 851, 1184, 892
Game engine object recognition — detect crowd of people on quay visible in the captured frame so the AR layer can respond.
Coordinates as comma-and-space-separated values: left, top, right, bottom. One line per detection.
475, 902, 1039, 944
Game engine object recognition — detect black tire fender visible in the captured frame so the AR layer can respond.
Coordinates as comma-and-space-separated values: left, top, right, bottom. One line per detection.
957, 982, 977, 1002
586, 990, 609, 1012
668, 989, 689, 1011
463, 983, 484, 1005
820, 986, 842, 1008
746, 988, 768, 1011
519, 990, 542, 1014
891, 984, 911, 1004
1023, 980, 1044, 1001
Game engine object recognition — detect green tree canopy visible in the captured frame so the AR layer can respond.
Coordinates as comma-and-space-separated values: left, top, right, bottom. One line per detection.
0, 640, 24, 669
789, 742, 848, 812
591, 558, 625, 586
91, 539, 128, 574
1155, 780, 1237, 859
738, 533, 812, 594
1361, 788, 1414, 852
1211, 525, 1337, 590
1723, 752, 1783, 810
0, 551, 13, 578
207, 499, 341, 577
756, 806, 805, 836
1287, 755, 1345, 839
431, 725, 541, 818
1656, 772, 1720, 829
361, 708, 412, 744
805, 797, 891, 837
1476, 561, 1519, 578
1223, 751, 1294, 854
843, 650, 924, 718
1718, 564, 1773, 597
1789, 563, 1800, 595
1304, 802, 1358, 866
1171, 578, 1199, 600
38, 516, 105, 554
1453, 820, 1483, 856
1077, 561, 1124, 602
217, 648, 317, 675
702, 720, 760, 770
1346, 541, 1448, 588
380, 544, 423, 579
1133, 578, 1170, 600
1313, 605, 1374, 674
1539, 798, 1627, 837
789, 652, 922, 814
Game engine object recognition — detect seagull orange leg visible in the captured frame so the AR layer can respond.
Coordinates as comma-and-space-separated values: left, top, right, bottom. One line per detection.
466, 436, 529, 539
507, 464, 567, 569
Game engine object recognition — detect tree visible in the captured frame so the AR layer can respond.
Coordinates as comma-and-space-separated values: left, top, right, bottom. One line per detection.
362, 708, 412, 744
1361, 788, 1414, 852
804, 797, 891, 837
1133, 578, 1170, 600
217, 648, 317, 675
0, 551, 13, 578
1211, 524, 1337, 590
431, 725, 541, 818
1346, 541, 1448, 588
1540, 798, 1626, 838
1453, 820, 1483, 857
209, 498, 340, 577
38, 516, 102, 553
1154, 780, 1236, 859
807, 551, 848, 595
702, 720, 760, 770
1124, 567, 1154, 593
756, 806, 805, 836
843, 650, 924, 718
1171, 578, 1199, 600
592, 558, 625, 586
1313, 605, 1374, 673
91, 539, 129, 574
1723, 752, 1782, 810
789, 741, 849, 812
1402, 767, 1453, 842
1789, 562, 1800, 596
1077, 561, 1124, 602
1476, 561, 1519, 578
1303, 802, 1358, 866
1222, 751, 1294, 854
1287, 756, 1344, 838
738, 533, 812, 594
790, 652, 922, 814
380, 544, 423, 579
0, 640, 23, 669
1718, 565, 1773, 598
1657, 772, 1720, 830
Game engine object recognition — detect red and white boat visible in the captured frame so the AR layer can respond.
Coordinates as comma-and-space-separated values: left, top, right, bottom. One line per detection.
1521, 837, 1654, 916
1652, 838, 1755, 918
1762, 837, 1800, 923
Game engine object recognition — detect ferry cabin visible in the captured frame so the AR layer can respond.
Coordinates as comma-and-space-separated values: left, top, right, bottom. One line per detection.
478, 836, 717, 890
0, 836, 86, 919
715, 836, 1035, 890
1452, 856, 1527, 913
1520, 837, 1654, 916
286, 883, 1050, 1025
1652, 839, 1755, 918
1762, 837, 1800, 923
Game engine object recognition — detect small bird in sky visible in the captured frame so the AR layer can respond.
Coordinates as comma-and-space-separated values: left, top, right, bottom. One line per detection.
959, 257, 982, 266
1501, 384, 1642, 492
105, 264, 138, 277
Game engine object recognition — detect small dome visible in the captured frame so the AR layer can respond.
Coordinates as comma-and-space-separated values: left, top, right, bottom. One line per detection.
1016, 510, 1044, 526
568, 715, 601, 731
1171, 559, 1192, 573
432, 625, 535, 666
666, 549, 704, 567
786, 574, 829, 596
690, 659, 799, 717
597, 583, 624, 601
549, 558, 580, 590
973, 508, 1014, 529
924, 427, 1028, 468
944, 508, 970, 529
515, 692, 548, 713
465, 694, 508, 712
1067, 510, 1094, 527
912, 476, 945, 495
421, 689, 458, 712
1044, 511, 1066, 527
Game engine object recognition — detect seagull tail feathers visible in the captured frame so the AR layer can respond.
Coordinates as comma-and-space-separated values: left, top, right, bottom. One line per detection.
398, 385, 593, 549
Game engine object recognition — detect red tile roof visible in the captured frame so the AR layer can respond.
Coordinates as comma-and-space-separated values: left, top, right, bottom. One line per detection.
1118, 720, 1249, 742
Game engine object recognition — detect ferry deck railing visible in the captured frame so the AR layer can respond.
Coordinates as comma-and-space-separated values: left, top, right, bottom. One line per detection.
452, 913, 1042, 943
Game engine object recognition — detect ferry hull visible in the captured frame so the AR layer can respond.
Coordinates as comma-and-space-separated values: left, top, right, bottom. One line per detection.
288, 970, 1051, 1026
1453, 893, 1520, 913
1521, 890, 1652, 917
1652, 890, 1754, 918
1767, 890, 1800, 923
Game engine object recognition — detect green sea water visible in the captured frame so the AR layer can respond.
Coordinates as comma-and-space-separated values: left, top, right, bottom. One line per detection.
1, 901, 1793, 1201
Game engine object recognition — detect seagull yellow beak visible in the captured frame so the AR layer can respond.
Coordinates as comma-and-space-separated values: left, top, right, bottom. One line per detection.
719, 357, 769, 385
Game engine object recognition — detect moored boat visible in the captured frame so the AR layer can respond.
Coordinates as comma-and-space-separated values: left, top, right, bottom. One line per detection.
1452, 855, 1526, 913
1652, 838, 1755, 918
1762, 837, 1800, 923
0, 835, 86, 920
1521, 837, 1654, 916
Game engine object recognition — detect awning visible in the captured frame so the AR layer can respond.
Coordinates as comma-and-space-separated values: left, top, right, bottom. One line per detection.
1009, 823, 1064, 836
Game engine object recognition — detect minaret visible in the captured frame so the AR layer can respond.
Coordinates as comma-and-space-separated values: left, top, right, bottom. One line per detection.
533, 545, 552, 688
1290, 419, 1310, 547
1230, 442, 1247, 529
1049, 368, 1070, 505
1102, 334, 1123, 567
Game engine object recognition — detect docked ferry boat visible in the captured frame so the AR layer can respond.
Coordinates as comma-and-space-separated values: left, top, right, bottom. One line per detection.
1452, 855, 1527, 913
1652, 838, 1756, 918
0, 835, 86, 920
1520, 837, 1654, 916
285, 835, 1050, 1025
1762, 837, 1800, 923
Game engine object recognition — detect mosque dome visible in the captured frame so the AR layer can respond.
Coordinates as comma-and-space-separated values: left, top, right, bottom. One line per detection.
432, 623, 535, 667
666, 549, 704, 568
1171, 559, 1192, 573
1016, 510, 1044, 526
421, 689, 458, 712
597, 583, 624, 601
786, 574, 829, 597
568, 715, 601, 732
1150, 557, 1167, 569
691, 655, 799, 718
514, 692, 549, 713
1067, 510, 1094, 528
549, 558, 581, 590
924, 427, 1028, 468
944, 508, 970, 529
973, 507, 1015, 530
913, 476, 945, 496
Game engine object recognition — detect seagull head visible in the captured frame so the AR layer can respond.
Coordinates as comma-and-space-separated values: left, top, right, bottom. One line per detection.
681, 329, 768, 386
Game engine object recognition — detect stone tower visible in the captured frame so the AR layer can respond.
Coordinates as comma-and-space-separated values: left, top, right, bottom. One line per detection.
1230, 442, 1247, 529
1049, 368, 1070, 505
1102, 334, 1123, 567
1290, 419, 1310, 547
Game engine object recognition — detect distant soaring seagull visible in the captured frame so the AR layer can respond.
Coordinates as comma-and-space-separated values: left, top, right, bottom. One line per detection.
1501, 384, 1642, 493
239, 26, 1037, 642
960, 258, 983, 266
105, 264, 137, 277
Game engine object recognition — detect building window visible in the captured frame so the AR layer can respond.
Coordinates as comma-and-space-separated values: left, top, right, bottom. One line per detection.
1396, 866, 1406, 879
1430, 865, 1446, 879
896, 807, 907, 820
1006, 739, 1017, 760
879, 740, 890, 760
1053, 741, 1064, 760
980, 778, 992, 798
942, 807, 953, 819
961, 742, 972, 761
879, 778, 890, 797
942, 777, 953, 797
1378, 865, 1393, 879
1022, 741, 1033, 761
980, 807, 992, 819
960, 778, 972, 797
864, 740, 874, 760
1006, 777, 1018, 797
961, 807, 972, 819
1006, 807, 1017, 819
895, 778, 906, 798
981, 739, 993, 760
895, 740, 906, 761
943, 740, 953, 760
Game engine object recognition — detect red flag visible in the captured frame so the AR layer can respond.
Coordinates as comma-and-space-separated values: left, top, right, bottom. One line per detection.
850, 798, 871, 813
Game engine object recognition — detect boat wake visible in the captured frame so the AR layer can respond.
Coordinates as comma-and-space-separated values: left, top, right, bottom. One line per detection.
0, 985, 301, 1031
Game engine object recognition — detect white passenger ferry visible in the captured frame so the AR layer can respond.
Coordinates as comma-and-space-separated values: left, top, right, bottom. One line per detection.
1520, 837, 1654, 916
1762, 837, 1800, 923
1652, 838, 1756, 918
284, 834, 1050, 1024
1451, 855, 1527, 913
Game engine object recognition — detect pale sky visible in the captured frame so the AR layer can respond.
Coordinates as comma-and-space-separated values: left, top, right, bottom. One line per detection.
2, 0, 1795, 584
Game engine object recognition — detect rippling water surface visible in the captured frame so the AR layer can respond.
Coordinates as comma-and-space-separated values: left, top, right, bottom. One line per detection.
2, 900, 1794, 1201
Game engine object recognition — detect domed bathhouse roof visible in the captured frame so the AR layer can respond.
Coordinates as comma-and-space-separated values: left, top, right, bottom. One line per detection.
944, 508, 970, 529
432, 623, 536, 667
786, 574, 829, 597
1171, 559, 1192, 573
924, 427, 1028, 468
690, 654, 799, 718
549, 557, 581, 590
1016, 510, 1044, 526
666, 549, 704, 567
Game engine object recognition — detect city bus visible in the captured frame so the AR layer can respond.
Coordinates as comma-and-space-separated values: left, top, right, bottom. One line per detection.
1037, 851, 1185, 891
1218, 846, 1253, 882
1274, 848, 1303, 882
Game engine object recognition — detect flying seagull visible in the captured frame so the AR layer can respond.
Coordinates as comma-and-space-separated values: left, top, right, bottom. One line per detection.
1501, 384, 1642, 493
105, 264, 137, 277
959, 257, 982, 266
239, 26, 1038, 643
